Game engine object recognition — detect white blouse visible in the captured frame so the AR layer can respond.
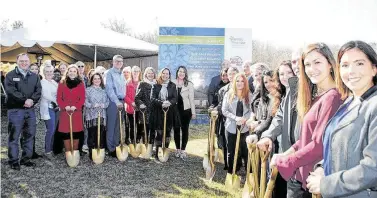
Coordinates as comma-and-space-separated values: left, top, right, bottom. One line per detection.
40, 79, 58, 120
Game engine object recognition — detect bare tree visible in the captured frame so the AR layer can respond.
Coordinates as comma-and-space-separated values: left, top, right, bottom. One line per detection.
101, 18, 132, 36
11, 20, 24, 30
101, 18, 158, 44
1, 19, 10, 33
133, 29, 158, 44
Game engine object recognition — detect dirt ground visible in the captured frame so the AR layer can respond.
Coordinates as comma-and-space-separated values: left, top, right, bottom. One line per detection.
1, 118, 243, 198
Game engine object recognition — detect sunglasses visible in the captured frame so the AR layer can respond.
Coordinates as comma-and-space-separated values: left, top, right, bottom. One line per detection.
78, 65, 85, 68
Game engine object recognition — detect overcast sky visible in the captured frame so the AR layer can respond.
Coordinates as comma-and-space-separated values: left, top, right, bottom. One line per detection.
1, 0, 376, 48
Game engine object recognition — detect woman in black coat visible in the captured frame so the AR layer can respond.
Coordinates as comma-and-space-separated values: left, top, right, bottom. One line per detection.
150, 68, 181, 156
135, 67, 157, 153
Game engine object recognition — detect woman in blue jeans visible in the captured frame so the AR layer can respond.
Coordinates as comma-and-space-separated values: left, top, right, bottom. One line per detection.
40, 63, 58, 159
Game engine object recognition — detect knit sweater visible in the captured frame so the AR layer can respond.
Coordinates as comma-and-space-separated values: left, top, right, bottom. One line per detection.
84, 86, 109, 127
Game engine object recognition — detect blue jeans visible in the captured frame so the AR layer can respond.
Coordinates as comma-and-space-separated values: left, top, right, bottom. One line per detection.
44, 108, 56, 153
106, 101, 124, 152
8, 108, 36, 164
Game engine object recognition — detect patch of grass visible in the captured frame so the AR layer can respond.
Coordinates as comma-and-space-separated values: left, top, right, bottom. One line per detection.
189, 125, 210, 140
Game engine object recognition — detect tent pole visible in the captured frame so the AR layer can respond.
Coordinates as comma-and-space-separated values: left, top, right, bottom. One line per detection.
94, 45, 97, 69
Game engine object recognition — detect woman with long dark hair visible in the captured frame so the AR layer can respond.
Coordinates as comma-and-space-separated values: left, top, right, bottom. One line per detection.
307, 41, 377, 197
85, 73, 109, 160
210, 67, 229, 169
150, 68, 181, 157
173, 66, 196, 159
270, 43, 343, 197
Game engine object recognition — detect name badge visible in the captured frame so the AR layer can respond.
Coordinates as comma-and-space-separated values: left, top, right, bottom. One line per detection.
13, 78, 20, 81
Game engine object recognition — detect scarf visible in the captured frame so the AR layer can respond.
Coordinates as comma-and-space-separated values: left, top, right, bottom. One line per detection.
159, 80, 169, 101
144, 78, 157, 86
66, 77, 82, 89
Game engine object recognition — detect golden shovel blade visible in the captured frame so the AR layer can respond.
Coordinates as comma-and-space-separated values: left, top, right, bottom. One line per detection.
141, 144, 153, 159
214, 149, 225, 164
205, 165, 216, 181
225, 173, 241, 191
116, 145, 129, 161
129, 144, 140, 158
92, 148, 105, 164
136, 143, 146, 157
139, 145, 147, 157
203, 154, 210, 170
157, 148, 170, 162
65, 150, 80, 167
242, 174, 254, 198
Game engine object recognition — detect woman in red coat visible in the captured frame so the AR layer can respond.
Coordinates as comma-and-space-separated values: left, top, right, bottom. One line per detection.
57, 64, 86, 153
124, 66, 142, 144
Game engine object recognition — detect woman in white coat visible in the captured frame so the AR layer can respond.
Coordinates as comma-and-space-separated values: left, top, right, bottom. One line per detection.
40, 63, 58, 158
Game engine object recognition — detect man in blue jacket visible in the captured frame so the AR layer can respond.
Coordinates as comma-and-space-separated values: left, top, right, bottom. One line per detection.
4, 53, 42, 170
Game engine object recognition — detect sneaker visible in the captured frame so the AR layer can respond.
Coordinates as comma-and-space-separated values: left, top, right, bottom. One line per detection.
175, 149, 181, 158
44, 152, 54, 160
180, 150, 187, 159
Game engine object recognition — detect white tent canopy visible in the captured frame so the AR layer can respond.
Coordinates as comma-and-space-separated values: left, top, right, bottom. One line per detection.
0, 24, 158, 64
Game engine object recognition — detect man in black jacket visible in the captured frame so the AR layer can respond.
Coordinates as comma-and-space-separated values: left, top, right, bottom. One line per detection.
4, 53, 42, 170
207, 60, 230, 106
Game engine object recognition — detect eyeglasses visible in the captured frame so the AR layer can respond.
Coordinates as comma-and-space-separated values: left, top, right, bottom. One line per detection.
78, 65, 85, 68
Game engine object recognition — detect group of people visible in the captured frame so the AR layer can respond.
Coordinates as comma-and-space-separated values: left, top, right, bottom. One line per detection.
3, 40, 377, 198
206, 41, 377, 198
4, 54, 196, 170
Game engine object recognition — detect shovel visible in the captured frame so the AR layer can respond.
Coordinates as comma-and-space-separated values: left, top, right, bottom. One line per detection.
92, 110, 105, 164
263, 167, 278, 198
242, 143, 255, 198
140, 108, 152, 159
205, 110, 218, 181
116, 109, 128, 161
126, 113, 136, 156
251, 145, 260, 198
157, 107, 170, 162
225, 125, 245, 191
203, 108, 213, 170
130, 111, 142, 158
260, 150, 270, 198
65, 111, 80, 167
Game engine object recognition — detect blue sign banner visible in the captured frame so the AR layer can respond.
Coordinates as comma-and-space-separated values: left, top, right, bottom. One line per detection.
158, 27, 225, 124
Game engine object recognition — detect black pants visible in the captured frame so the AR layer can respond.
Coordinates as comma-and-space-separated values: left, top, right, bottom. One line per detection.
216, 117, 227, 167
125, 113, 143, 144
174, 109, 192, 150
87, 125, 106, 150
287, 179, 312, 198
227, 132, 248, 174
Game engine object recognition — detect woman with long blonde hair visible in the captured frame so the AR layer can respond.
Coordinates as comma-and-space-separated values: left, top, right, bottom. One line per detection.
57, 64, 86, 157
222, 73, 253, 174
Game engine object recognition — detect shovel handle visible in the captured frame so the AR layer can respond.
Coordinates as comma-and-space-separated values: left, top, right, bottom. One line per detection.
141, 111, 148, 146
162, 107, 169, 149
97, 111, 101, 150
231, 125, 243, 175
118, 109, 123, 146
133, 110, 137, 145
67, 112, 74, 153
